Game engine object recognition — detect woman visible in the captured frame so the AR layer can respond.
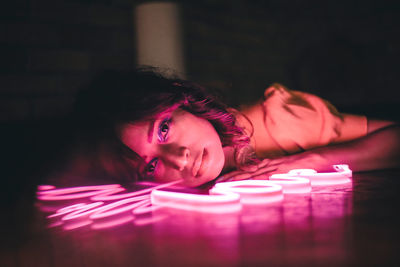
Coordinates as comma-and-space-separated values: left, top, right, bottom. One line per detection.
72, 68, 400, 187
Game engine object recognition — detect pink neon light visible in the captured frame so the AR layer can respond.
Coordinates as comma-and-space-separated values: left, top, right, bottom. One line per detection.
63, 219, 92, 231
211, 180, 284, 204
90, 196, 149, 220
151, 189, 242, 213
37, 185, 55, 191
37, 184, 122, 201
281, 164, 352, 186
37, 180, 183, 230
132, 199, 162, 215
48, 221, 63, 228
130, 200, 170, 226
61, 202, 105, 221
36, 165, 352, 230
48, 203, 101, 219
268, 176, 311, 193
91, 180, 182, 201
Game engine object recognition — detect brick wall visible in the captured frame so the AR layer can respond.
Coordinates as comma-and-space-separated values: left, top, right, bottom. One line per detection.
1, 0, 135, 121
1, 0, 399, 122
182, 0, 400, 119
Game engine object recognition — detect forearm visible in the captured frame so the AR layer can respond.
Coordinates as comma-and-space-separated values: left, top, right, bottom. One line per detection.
219, 124, 400, 182
310, 124, 400, 172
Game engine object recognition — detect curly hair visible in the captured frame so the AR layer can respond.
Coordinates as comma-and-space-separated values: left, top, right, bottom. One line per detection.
73, 68, 254, 185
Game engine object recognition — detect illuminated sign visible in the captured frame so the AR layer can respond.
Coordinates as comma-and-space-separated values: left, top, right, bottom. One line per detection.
36, 164, 352, 230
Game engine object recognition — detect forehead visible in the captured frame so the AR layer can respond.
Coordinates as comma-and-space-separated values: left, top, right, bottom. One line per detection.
119, 121, 151, 161
118, 107, 173, 143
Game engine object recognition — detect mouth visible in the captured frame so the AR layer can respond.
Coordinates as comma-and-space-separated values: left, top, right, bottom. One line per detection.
192, 148, 207, 177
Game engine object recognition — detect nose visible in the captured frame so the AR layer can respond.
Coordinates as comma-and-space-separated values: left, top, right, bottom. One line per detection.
161, 144, 190, 171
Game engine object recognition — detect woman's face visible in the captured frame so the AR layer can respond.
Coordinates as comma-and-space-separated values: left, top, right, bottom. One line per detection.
119, 108, 225, 187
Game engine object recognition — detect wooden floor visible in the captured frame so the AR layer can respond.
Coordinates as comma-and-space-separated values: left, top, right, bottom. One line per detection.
1, 170, 400, 267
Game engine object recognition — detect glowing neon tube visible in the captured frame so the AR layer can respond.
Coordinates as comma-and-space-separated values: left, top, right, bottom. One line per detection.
36, 164, 353, 230
262, 176, 311, 194
151, 189, 242, 213
37, 184, 123, 201
48, 202, 103, 219
90, 195, 149, 220
91, 180, 182, 201
61, 202, 105, 222
284, 164, 352, 185
132, 199, 163, 215
211, 180, 284, 204
151, 180, 284, 212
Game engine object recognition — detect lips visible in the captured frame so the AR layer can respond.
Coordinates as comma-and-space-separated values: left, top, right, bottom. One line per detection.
192, 148, 207, 177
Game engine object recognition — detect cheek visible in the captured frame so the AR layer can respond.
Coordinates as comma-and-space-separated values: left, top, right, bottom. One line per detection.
204, 134, 225, 179
211, 145, 225, 175
196, 129, 213, 139
153, 164, 182, 183
154, 170, 182, 183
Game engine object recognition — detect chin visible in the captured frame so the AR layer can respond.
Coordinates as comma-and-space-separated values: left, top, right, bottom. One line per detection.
183, 174, 218, 187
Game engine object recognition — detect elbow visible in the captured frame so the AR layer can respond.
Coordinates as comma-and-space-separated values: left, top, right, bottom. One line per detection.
367, 118, 398, 134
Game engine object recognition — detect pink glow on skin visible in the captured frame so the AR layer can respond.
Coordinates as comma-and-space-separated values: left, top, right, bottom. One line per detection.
36, 165, 352, 230
118, 108, 225, 187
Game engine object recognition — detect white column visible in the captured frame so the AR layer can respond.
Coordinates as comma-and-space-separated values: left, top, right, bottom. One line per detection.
134, 2, 185, 77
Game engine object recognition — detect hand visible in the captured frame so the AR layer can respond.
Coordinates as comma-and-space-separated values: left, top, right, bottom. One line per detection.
217, 152, 330, 182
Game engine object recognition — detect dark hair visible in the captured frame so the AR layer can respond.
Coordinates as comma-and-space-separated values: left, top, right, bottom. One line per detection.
73, 68, 252, 185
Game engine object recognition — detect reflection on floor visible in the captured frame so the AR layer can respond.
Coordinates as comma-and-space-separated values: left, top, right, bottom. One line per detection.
2, 169, 400, 266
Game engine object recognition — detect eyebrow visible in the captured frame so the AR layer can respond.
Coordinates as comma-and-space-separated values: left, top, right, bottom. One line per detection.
147, 119, 155, 144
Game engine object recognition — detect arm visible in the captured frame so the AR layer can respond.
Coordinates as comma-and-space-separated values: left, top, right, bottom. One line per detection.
219, 119, 400, 181
279, 120, 400, 173
311, 120, 400, 171
222, 84, 399, 181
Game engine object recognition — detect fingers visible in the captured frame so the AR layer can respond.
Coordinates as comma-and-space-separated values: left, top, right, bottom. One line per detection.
226, 172, 255, 181
216, 170, 250, 182
255, 158, 284, 169
256, 159, 271, 168
245, 165, 277, 178
216, 155, 309, 183
217, 170, 271, 182
240, 164, 259, 172
217, 162, 280, 182
250, 173, 271, 180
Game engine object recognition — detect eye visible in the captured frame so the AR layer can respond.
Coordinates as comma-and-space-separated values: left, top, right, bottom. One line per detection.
158, 117, 171, 142
145, 158, 158, 176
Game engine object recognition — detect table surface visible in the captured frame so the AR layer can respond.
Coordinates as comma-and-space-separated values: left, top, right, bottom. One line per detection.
1, 170, 400, 267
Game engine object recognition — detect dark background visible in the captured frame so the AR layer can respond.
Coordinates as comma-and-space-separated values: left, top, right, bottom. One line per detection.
1, 0, 400, 200
1, 2, 400, 265
2, 0, 400, 120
